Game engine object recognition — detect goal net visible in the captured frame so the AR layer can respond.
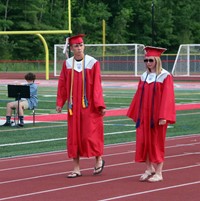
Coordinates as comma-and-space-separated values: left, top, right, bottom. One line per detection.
172, 44, 200, 76
54, 44, 145, 76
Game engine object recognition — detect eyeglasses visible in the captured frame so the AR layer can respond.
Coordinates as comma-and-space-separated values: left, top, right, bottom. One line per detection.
144, 59, 154, 63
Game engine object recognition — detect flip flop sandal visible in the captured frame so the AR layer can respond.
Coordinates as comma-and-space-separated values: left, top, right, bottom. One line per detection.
67, 172, 82, 178
139, 170, 155, 182
93, 160, 105, 175
148, 174, 163, 182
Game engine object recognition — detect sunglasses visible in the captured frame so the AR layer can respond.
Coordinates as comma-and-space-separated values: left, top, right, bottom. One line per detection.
144, 59, 154, 63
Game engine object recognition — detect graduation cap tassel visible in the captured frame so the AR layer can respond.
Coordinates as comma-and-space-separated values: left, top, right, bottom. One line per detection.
69, 109, 73, 115
68, 102, 73, 115
150, 75, 157, 129
82, 98, 86, 108
82, 56, 89, 109
84, 96, 88, 108
135, 73, 148, 129
136, 118, 140, 128
150, 119, 154, 128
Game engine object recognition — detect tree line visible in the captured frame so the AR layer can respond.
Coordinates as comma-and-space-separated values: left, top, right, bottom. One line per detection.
0, 0, 200, 60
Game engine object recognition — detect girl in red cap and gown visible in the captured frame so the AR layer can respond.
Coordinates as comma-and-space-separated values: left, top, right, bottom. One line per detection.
56, 34, 106, 178
127, 46, 176, 182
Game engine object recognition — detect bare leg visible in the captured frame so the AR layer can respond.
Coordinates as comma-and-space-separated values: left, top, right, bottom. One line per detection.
6, 102, 15, 116
155, 162, 163, 176
72, 157, 80, 173
145, 155, 155, 173
93, 156, 105, 175
6, 101, 24, 116
95, 156, 103, 168
139, 155, 155, 181
67, 156, 82, 178
148, 162, 164, 182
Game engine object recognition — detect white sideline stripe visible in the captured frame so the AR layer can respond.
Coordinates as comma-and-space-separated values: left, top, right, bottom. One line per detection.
0, 138, 66, 147
0, 130, 136, 147
0, 152, 199, 184
1, 142, 200, 172
0, 164, 199, 201
99, 181, 200, 201
0, 133, 199, 162
0, 124, 176, 147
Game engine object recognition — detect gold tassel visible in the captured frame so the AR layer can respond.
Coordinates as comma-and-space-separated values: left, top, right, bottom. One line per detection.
69, 109, 73, 115
82, 98, 86, 108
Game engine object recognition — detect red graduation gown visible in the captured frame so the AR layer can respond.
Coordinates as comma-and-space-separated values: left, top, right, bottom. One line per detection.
57, 55, 106, 158
127, 70, 176, 163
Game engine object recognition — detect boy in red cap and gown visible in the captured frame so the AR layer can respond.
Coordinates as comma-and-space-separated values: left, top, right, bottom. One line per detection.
56, 34, 106, 178
127, 46, 176, 182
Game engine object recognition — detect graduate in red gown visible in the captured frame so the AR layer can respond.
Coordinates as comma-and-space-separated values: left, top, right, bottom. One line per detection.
127, 46, 176, 182
56, 34, 106, 178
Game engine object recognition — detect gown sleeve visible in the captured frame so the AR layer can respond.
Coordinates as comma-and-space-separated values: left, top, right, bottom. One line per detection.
56, 61, 68, 108
93, 61, 106, 110
127, 80, 142, 122
159, 75, 176, 124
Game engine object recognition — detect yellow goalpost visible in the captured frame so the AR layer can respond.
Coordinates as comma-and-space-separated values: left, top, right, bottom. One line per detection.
0, 0, 72, 80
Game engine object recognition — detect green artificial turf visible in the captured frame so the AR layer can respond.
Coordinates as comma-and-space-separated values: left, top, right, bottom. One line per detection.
0, 83, 200, 158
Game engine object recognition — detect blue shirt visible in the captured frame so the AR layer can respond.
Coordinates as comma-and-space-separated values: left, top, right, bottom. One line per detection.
24, 83, 38, 109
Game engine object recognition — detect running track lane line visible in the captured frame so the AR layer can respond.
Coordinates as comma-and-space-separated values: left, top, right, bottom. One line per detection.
1, 141, 200, 172
98, 181, 200, 201
0, 152, 198, 185
0, 164, 199, 201
0, 134, 199, 163
0, 134, 199, 200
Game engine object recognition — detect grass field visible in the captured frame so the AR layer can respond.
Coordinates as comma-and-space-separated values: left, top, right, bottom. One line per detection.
0, 80, 200, 158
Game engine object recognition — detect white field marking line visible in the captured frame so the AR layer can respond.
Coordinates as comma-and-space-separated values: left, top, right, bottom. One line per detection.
0, 124, 170, 148
2, 113, 199, 147
0, 133, 199, 164
2, 106, 198, 131
0, 131, 131, 147
0, 124, 67, 133
104, 123, 133, 126
0, 130, 137, 147
106, 133, 200, 147
0, 164, 199, 201
0, 134, 199, 162
99, 181, 200, 201
0, 110, 199, 143
0, 142, 132, 162
104, 118, 128, 122
105, 102, 130, 105
1, 141, 200, 172
104, 130, 135, 136
0, 138, 66, 147
0, 152, 198, 185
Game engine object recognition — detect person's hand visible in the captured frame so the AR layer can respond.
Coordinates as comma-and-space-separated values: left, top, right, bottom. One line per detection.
99, 108, 106, 116
56, 106, 62, 113
159, 119, 167, 125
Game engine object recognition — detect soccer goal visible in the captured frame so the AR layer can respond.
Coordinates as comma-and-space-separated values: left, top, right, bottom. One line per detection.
54, 44, 145, 76
172, 44, 200, 76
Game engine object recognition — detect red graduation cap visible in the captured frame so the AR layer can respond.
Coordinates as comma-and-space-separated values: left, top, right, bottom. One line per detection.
144, 46, 167, 57
69, 34, 85, 45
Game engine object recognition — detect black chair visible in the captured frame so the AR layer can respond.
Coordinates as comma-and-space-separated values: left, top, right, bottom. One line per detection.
11, 106, 36, 126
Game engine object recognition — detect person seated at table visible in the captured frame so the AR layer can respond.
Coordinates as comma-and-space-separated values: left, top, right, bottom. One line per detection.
2, 72, 38, 127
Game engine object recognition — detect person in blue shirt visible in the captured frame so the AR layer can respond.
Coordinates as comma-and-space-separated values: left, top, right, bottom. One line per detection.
2, 72, 38, 127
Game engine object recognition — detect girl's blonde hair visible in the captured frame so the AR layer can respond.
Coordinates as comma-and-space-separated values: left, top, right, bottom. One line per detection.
147, 57, 162, 75
155, 57, 162, 75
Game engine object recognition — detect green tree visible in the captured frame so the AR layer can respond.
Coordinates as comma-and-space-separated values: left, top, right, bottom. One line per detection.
1, 0, 200, 60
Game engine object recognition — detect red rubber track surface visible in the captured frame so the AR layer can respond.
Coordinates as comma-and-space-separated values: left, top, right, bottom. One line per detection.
0, 134, 199, 201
